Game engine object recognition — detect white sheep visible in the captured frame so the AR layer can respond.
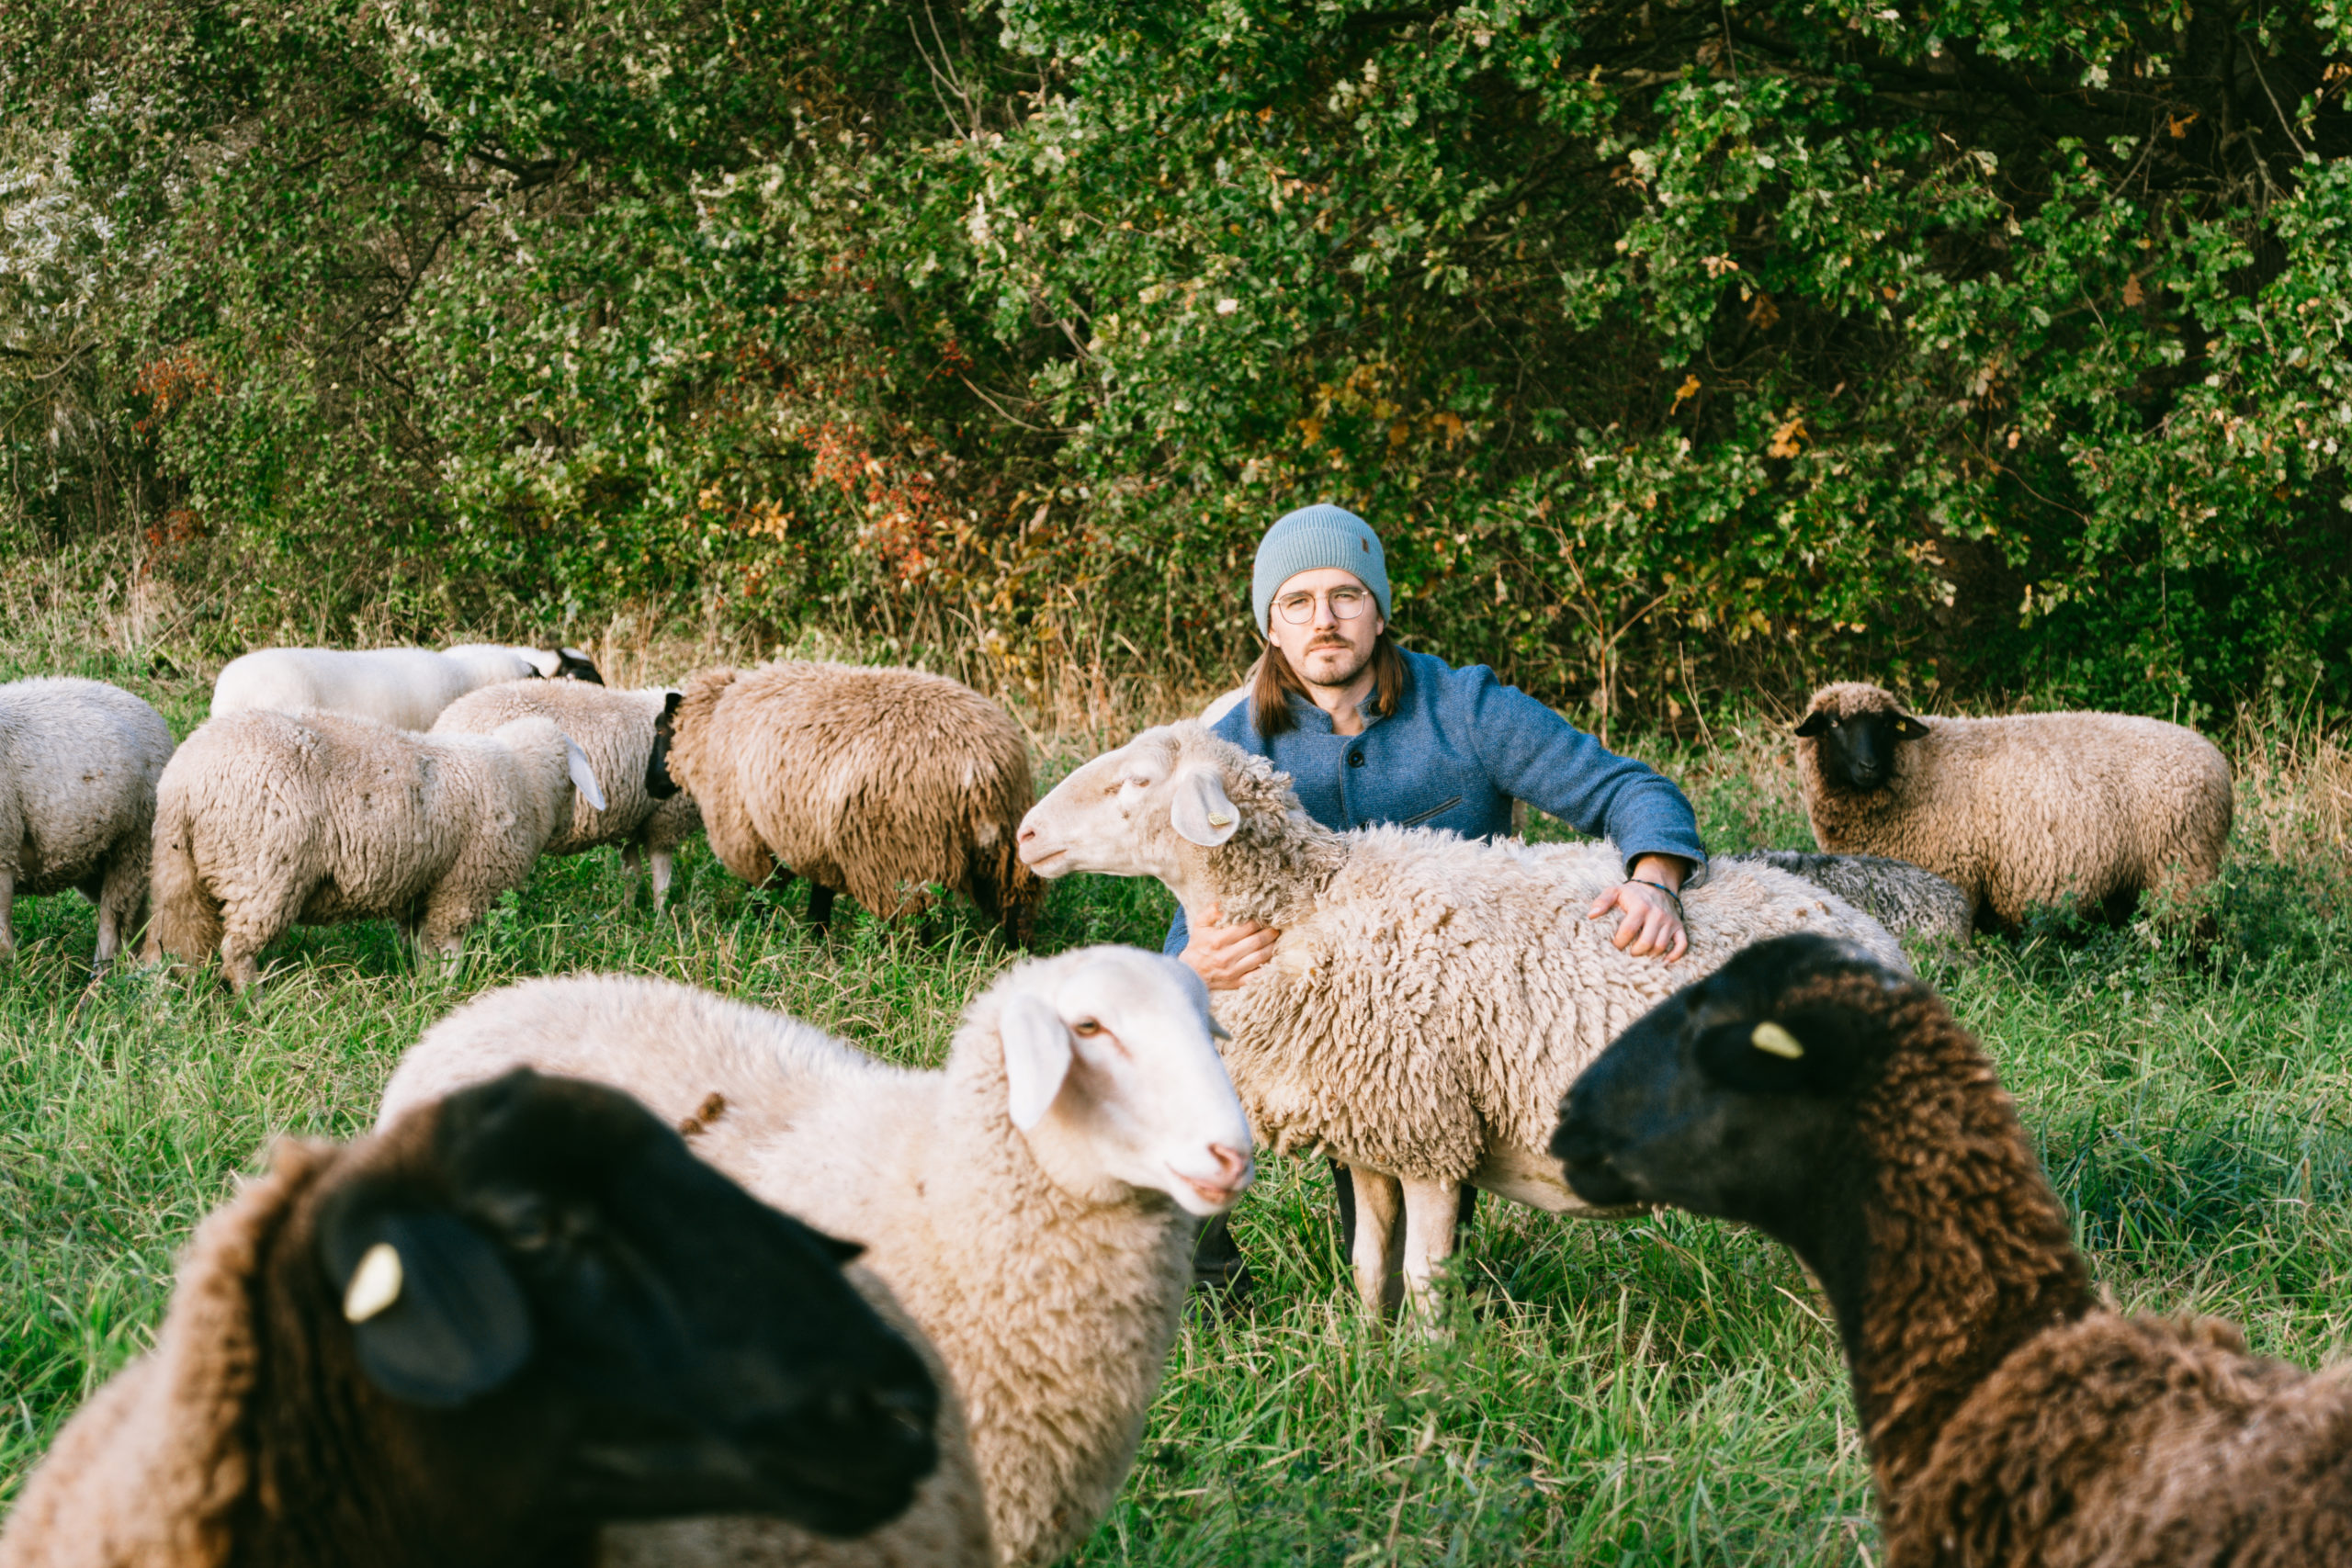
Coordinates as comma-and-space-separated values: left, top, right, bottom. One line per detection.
375, 945, 1255, 1568
432, 680, 702, 909
0, 677, 175, 969
209, 643, 603, 731
1015, 720, 1906, 1315
143, 708, 605, 992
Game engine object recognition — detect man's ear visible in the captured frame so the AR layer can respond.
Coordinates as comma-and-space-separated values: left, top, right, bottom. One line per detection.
1892, 713, 1931, 741
999, 994, 1075, 1131
1792, 712, 1833, 739
319, 1209, 535, 1409
1170, 766, 1241, 847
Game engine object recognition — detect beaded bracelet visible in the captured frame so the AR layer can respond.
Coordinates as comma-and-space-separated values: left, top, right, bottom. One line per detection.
1627, 877, 1684, 917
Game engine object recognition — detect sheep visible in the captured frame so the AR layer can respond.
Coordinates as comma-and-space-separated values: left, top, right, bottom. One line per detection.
0, 1068, 944, 1568
143, 708, 607, 992
666, 661, 1043, 940
209, 643, 604, 732
1553, 931, 2352, 1567
1014, 720, 1907, 1316
1792, 681, 2233, 933
1723, 850, 1973, 945
0, 677, 175, 970
433, 680, 703, 910
374, 944, 1255, 1567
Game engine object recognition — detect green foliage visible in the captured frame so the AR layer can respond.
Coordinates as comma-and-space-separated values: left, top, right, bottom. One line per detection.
4, 0, 2349, 716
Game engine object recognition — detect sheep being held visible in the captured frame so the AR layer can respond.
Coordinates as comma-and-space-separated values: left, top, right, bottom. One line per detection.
376, 945, 1254, 1568
0, 677, 175, 969
0, 1068, 941, 1568
666, 660, 1042, 939
145, 708, 606, 991
209, 643, 603, 731
434, 680, 702, 909
1555, 932, 2352, 1567
1015, 720, 1906, 1315
1792, 681, 2233, 932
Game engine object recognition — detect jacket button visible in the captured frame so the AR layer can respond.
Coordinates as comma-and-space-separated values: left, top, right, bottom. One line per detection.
1348, 751, 1365, 768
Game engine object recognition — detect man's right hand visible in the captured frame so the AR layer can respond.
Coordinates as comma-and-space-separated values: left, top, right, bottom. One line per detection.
1180, 903, 1281, 991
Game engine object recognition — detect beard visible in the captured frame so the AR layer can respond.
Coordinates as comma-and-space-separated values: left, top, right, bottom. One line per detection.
1295, 636, 1374, 689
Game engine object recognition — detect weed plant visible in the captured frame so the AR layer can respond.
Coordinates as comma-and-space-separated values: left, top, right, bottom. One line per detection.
3, 606, 2349, 1564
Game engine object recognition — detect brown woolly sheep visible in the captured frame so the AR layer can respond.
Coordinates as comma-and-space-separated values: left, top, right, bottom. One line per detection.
1792, 681, 2233, 932
1555, 933, 2352, 1567
667, 661, 1042, 940
0, 1069, 941, 1568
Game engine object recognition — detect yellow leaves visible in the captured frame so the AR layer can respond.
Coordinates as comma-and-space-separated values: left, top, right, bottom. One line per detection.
1767, 417, 1807, 459
1431, 410, 1465, 446
2166, 108, 2199, 139
1747, 293, 1779, 330
1670, 374, 1701, 413
1299, 414, 1323, 447
2123, 275, 2145, 307
1702, 254, 1740, 279
1389, 419, 1411, 448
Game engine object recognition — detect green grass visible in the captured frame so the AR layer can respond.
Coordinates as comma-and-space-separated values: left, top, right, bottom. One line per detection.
5, 645, 2351, 1565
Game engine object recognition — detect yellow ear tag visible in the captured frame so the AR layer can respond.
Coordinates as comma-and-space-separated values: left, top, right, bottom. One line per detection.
1750, 1021, 1805, 1060
1206, 813, 1233, 828
343, 1242, 405, 1323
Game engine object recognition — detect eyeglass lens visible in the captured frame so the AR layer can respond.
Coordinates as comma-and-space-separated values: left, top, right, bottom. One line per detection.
1277, 590, 1368, 625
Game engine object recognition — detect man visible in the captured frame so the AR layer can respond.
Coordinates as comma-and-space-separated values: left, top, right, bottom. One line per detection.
1177, 504, 1707, 1295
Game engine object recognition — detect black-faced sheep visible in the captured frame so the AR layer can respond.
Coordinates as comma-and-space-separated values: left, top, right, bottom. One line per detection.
1553, 932, 2352, 1567
209, 643, 603, 732
1016, 720, 1905, 1316
1792, 682, 2233, 932
0, 677, 175, 970
0, 1069, 940, 1568
667, 661, 1042, 941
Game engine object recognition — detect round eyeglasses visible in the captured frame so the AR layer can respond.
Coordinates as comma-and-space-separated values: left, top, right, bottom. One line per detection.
1274, 587, 1372, 625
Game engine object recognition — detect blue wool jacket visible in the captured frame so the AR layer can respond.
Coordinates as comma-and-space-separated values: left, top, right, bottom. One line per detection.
1163, 648, 1708, 955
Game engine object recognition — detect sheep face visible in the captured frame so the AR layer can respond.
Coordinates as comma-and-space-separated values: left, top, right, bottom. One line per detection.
1551, 934, 1904, 1241
323, 1069, 940, 1537
1016, 728, 1201, 883
646, 691, 684, 800
1792, 691, 1930, 793
991, 947, 1255, 1217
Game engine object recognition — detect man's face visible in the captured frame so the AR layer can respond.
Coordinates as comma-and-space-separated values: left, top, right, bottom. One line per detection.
1268, 567, 1385, 691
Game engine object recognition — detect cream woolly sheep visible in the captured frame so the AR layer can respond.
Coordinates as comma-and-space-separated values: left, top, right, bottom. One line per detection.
0, 677, 175, 969
433, 680, 703, 910
209, 643, 603, 732
1793, 681, 2233, 932
1725, 850, 1973, 945
668, 661, 1043, 940
0, 1070, 943, 1568
143, 708, 606, 992
375, 945, 1254, 1568
1016, 721, 1906, 1315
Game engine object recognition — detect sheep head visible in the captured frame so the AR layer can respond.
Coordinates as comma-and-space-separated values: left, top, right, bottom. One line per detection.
969, 945, 1253, 1218
1793, 682, 1931, 793
317, 1068, 940, 1537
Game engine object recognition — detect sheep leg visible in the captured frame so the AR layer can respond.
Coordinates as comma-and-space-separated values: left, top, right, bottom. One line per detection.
807, 882, 834, 930
1348, 1165, 1407, 1316
219, 884, 311, 997
91, 850, 146, 971
1398, 1178, 1465, 1314
0, 865, 14, 967
649, 847, 675, 912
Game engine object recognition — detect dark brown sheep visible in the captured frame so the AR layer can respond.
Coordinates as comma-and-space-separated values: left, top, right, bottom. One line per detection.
0, 1071, 940, 1568
1553, 934, 2352, 1567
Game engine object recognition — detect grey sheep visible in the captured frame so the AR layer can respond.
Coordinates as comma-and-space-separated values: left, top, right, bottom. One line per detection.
1724, 850, 1972, 944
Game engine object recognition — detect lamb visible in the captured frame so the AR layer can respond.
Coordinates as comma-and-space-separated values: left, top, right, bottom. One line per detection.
375, 945, 1255, 1567
1013, 720, 1906, 1315
209, 642, 604, 732
144, 708, 607, 992
1792, 681, 2233, 932
1723, 850, 1973, 945
0, 677, 175, 970
0, 1068, 943, 1568
433, 680, 703, 910
666, 661, 1043, 940
1554, 931, 2352, 1566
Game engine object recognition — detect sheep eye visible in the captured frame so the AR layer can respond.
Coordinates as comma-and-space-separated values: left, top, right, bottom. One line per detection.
1071, 1019, 1105, 1037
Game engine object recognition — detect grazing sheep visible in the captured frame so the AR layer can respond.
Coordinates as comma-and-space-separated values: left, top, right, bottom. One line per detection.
0, 677, 175, 969
0, 1069, 942, 1568
1554, 931, 2352, 1567
1724, 850, 1973, 945
1793, 682, 2233, 932
144, 708, 607, 992
434, 681, 703, 910
209, 643, 603, 732
1015, 721, 1905, 1315
667, 661, 1042, 940
376, 945, 1254, 1567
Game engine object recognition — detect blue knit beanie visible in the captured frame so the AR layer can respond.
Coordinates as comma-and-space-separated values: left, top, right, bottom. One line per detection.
1250, 505, 1391, 635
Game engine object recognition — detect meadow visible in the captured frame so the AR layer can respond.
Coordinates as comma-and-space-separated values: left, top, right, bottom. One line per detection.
4, 578, 2350, 1564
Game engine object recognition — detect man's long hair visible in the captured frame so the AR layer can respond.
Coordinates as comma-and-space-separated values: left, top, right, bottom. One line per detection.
1250, 630, 1407, 737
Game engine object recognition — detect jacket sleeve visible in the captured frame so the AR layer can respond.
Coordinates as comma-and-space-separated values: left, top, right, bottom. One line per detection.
1463, 670, 1708, 874
1163, 905, 1191, 956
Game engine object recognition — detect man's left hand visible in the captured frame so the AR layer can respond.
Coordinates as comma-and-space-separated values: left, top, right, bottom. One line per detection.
1587, 871, 1690, 964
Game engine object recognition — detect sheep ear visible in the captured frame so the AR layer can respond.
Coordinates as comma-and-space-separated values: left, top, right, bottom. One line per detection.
999, 994, 1074, 1131
322, 1211, 535, 1409
560, 735, 607, 812
1892, 714, 1930, 741
558, 648, 604, 685
1792, 712, 1833, 738
1170, 766, 1241, 847
644, 694, 684, 801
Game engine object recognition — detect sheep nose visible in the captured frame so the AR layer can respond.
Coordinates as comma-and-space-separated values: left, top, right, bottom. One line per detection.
1016, 822, 1036, 844
1205, 1143, 1253, 1194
